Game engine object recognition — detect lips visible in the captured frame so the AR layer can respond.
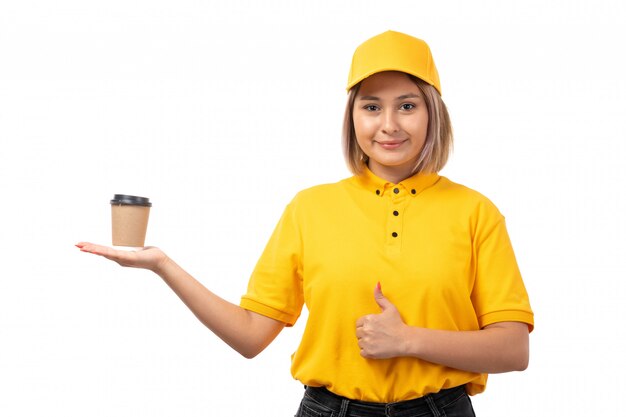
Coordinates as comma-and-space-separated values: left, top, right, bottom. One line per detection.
375, 140, 407, 150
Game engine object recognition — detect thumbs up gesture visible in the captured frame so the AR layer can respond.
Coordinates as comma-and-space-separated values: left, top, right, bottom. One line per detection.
356, 282, 410, 359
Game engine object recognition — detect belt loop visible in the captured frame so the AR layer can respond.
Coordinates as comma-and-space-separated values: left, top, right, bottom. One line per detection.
337, 398, 350, 417
425, 395, 442, 417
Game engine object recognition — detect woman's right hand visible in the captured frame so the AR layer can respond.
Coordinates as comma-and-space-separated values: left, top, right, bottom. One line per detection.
76, 242, 285, 358
76, 242, 169, 273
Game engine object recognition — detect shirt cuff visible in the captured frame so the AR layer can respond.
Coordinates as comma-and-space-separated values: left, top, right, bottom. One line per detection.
240, 297, 300, 327
479, 310, 534, 332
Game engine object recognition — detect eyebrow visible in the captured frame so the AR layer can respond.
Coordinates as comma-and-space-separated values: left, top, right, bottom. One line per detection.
358, 93, 421, 101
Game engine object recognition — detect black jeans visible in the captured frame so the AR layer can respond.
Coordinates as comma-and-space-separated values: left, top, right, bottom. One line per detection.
295, 385, 476, 417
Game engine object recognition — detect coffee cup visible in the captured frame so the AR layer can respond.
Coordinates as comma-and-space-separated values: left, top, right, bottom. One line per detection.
110, 194, 151, 247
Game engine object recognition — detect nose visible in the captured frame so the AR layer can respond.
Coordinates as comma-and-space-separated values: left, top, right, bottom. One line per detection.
381, 109, 400, 134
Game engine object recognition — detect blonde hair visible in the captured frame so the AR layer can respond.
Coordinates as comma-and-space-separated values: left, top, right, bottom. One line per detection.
342, 75, 453, 176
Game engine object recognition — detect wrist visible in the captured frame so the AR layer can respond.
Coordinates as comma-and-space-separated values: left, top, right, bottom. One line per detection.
401, 325, 423, 357
152, 252, 173, 276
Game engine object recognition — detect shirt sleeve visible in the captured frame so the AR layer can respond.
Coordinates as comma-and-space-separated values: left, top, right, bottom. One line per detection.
470, 201, 534, 332
240, 199, 305, 326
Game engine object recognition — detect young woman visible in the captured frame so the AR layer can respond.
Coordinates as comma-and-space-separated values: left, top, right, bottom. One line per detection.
78, 30, 533, 416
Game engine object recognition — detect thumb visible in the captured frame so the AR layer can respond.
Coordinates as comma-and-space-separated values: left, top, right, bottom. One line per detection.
374, 282, 393, 311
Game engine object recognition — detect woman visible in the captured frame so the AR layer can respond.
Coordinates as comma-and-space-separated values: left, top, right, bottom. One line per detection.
78, 30, 533, 416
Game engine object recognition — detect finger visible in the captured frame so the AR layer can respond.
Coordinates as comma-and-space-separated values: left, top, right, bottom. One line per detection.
76, 242, 102, 254
78, 243, 129, 263
374, 281, 393, 311
79, 243, 109, 256
356, 314, 375, 328
98, 246, 136, 263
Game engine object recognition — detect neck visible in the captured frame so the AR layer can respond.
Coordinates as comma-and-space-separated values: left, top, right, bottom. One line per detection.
367, 162, 415, 184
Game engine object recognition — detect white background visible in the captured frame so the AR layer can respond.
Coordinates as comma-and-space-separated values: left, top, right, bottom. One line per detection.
1, 0, 625, 415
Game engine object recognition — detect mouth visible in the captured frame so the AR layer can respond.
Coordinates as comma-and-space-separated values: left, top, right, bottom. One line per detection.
374, 139, 408, 150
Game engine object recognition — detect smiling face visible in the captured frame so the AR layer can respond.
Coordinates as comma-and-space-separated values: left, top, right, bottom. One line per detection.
352, 71, 429, 184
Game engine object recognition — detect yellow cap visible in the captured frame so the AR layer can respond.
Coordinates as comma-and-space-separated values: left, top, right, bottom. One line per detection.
347, 30, 441, 95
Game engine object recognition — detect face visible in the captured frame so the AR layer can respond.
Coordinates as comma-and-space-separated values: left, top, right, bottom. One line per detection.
353, 71, 429, 183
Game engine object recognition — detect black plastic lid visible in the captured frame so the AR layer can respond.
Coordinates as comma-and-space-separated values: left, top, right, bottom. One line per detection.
110, 194, 152, 207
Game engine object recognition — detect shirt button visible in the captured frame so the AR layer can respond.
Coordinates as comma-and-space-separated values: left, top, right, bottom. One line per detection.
393, 188, 400, 194
393, 210, 399, 216
392, 232, 398, 238
411, 189, 416, 195
376, 190, 380, 195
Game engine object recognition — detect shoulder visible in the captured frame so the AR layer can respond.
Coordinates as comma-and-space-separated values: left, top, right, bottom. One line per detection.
432, 176, 503, 220
278, 178, 357, 224
434, 176, 491, 201
290, 177, 353, 205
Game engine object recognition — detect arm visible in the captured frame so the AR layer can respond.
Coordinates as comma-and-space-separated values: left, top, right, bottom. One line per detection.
356, 283, 529, 374
76, 243, 285, 359
400, 322, 529, 374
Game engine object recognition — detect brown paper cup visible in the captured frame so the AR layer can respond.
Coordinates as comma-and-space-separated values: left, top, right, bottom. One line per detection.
110, 195, 151, 247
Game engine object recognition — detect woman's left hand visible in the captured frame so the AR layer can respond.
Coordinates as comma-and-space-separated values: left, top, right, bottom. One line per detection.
355, 283, 410, 359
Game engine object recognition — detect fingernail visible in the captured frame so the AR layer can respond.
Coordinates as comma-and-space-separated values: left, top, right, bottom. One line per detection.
377, 281, 381, 291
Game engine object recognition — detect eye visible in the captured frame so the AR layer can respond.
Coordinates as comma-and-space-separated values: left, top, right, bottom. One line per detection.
362, 104, 380, 112
400, 103, 415, 111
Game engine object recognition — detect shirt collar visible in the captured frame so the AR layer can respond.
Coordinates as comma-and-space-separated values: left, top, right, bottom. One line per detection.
355, 166, 440, 197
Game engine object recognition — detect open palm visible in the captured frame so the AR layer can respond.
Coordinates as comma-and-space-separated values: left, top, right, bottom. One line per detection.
76, 242, 168, 272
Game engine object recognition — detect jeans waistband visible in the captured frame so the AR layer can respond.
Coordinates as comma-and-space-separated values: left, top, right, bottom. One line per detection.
304, 385, 467, 417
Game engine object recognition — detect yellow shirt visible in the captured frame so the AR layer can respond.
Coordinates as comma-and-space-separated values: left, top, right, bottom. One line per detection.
240, 168, 534, 402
